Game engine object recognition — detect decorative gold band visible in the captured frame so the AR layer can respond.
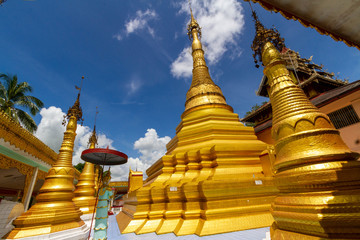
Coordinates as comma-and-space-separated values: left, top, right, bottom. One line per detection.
94, 226, 108, 230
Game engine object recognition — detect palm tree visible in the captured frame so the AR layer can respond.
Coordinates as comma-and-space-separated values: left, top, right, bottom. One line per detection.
0, 73, 44, 133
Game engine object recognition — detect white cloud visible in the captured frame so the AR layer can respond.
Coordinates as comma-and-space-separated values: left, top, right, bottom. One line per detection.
126, 74, 143, 95
35, 107, 114, 166
110, 157, 145, 182
111, 128, 171, 181
134, 128, 171, 164
171, 0, 245, 78
114, 34, 122, 41
35, 106, 66, 152
171, 47, 193, 78
114, 9, 157, 40
36, 108, 170, 182
71, 125, 114, 166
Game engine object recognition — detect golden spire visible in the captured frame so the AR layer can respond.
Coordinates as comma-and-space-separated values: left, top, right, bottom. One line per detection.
88, 107, 99, 148
252, 13, 360, 240
184, 7, 230, 115
73, 109, 99, 215
88, 126, 98, 147
7, 88, 87, 239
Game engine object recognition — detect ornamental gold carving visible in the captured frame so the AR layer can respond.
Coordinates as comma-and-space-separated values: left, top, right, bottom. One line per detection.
0, 153, 33, 176
0, 111, 57, 166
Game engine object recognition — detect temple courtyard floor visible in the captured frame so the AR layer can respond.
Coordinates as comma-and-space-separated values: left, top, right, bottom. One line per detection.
106, 215, 270, 240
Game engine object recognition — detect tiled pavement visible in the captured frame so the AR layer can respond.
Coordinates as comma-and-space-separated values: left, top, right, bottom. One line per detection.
107, 215, 270, 240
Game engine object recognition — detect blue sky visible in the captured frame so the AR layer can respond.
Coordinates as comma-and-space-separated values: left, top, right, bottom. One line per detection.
1, 0, 359, 180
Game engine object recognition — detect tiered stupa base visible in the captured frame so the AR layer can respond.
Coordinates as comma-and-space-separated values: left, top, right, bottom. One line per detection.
73, 193, 96, 223
117, 107, 278, 236
5, 205, 88, 239
270, 163, 360, 240
5, 224, 89, 240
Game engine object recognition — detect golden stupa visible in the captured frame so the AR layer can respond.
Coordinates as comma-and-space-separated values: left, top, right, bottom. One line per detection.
116, 11, 278, 236
251, 11, 360, 239
128, 168, 143, 193
73, 125, 97, 215
6, 93, 88, 239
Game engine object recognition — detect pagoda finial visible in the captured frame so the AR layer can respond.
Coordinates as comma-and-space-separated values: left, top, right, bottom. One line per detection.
251, 9, 285, 68
88, 107, 99, 147
64, 76, 84, 124
187, 0, 201, 41
183, 5, 229, 115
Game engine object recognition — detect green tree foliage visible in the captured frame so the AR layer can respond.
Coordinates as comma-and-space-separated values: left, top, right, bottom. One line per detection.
0, 73, 44, 133
74, 162, 85, 173
244, 101, 268, 117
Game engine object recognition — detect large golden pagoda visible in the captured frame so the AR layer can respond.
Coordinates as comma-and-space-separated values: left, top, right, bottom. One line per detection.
116, 11, 278, 236
73, 126, 97, 215
251, 11, 360, 239
6, 93, 88, 239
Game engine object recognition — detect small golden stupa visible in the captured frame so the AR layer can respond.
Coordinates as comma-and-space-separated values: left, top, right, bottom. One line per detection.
6, 93, 88, 239
116, 10, 278, 236
251, 11, 360, 239
73, 125, 97, 215
128, 168, 143, 193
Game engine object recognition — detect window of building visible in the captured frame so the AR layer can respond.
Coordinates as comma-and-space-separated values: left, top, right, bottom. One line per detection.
328, 105, 360, 129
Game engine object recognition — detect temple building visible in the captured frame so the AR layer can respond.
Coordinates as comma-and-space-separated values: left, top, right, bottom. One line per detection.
110, 181, 128, 213
0, 111, 56, 210
242, 50, 360, 154
116, 11, 277, 236
0, 112, 56, 238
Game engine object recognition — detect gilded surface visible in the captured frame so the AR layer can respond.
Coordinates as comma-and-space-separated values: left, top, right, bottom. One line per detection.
73, 127, 97, 214
0, 153, 33, 177
94, 165, 101, 194
116, 13, 278, 236
37, 169, 47, 180
184, 11, 228, 114
0, 111, 58, 166
127, 169, 143, 192
260, 40, 360, 239
6, 97, 85, 239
